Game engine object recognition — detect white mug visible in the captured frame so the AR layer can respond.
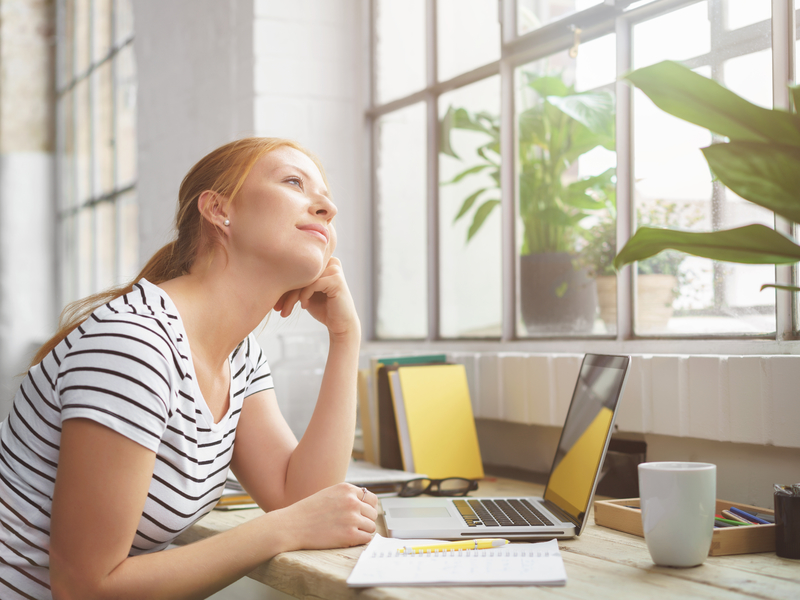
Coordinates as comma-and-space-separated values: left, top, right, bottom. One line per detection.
638, 462, 716, 567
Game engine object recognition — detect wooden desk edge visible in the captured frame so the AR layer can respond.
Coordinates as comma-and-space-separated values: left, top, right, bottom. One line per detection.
176, 478, 798, 600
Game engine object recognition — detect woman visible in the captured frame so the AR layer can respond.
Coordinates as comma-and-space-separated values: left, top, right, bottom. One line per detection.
0, 137, 378, 599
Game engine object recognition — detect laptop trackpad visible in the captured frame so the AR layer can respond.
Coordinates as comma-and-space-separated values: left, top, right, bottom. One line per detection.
389, 507, 452, 519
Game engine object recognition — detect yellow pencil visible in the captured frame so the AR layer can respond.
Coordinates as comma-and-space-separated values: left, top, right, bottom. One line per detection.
398, 539, 509, 554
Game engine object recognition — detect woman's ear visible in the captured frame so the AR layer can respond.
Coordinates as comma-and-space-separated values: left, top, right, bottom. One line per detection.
198, 190, 230, 231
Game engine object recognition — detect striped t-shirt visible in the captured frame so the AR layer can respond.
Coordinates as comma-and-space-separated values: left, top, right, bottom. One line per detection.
0, 279, 274, 599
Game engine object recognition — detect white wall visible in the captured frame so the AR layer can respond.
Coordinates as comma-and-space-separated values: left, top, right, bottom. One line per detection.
134, 0, 256, 264
0, 0, 55, 418
252, 0, 368, 355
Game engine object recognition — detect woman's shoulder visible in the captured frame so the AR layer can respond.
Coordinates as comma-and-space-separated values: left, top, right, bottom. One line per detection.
67, 288, 188, 371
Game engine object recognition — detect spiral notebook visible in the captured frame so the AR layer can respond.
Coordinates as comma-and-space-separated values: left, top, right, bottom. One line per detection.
346, 535, 566, 587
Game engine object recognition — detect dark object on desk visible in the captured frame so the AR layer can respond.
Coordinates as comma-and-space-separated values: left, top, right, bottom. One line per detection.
595, 437, 646, 499
398, 477, 478, 497
774, 484, 800, 559
375, 357, 447, 470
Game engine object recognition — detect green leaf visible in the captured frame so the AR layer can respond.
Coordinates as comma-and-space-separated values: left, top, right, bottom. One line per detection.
790, 85, 800, 113
527, 74, 570, 98
613, 225, 800, 271
444, 163, 492, 185
760, 283, 800, 292
453, 187, 487, 222
702, 141, 800, 223
440, 106, 459, 158
625, 61, 800, 146
467, 199, 500, 241
547, 91, 615, 137
440, 106, 498, 159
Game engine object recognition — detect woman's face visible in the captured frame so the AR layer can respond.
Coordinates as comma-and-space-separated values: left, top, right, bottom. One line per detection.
226, 146, 338, 287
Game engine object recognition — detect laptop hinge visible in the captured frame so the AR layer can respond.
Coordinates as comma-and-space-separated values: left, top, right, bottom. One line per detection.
541, 499, 580, 527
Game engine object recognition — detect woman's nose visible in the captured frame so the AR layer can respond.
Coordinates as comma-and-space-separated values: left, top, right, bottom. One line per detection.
312, 194, 338, 220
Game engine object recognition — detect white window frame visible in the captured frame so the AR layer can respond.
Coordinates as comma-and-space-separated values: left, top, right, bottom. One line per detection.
365, 0, 800, 355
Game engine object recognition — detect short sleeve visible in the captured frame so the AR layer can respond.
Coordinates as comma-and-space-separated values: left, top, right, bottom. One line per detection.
57, 318, 173, 453
240, 333, 274, 398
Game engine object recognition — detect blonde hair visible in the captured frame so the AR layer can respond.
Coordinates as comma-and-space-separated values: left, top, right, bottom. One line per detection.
31, 137, 325, 368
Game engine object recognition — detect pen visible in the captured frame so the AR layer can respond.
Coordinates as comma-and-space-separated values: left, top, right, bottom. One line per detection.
398, 539, 509, 554
217, 494, 255, 505
721, 509, 752, 525
729, 506, 770, 525
715, 516, 747, 526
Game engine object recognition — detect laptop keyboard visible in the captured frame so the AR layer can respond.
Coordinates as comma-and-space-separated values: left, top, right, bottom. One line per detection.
453, 498, 554, 528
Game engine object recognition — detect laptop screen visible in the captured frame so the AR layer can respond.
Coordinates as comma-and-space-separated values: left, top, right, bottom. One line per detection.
543, 354, 630, 532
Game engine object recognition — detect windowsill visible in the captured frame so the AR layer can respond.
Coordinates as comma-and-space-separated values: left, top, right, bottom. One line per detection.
361, 347, 800, 451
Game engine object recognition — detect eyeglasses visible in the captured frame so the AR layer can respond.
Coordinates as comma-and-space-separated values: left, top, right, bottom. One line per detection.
398, 477, 479, 498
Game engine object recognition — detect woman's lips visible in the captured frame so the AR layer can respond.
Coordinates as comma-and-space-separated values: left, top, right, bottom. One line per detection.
298, 224, 329, 243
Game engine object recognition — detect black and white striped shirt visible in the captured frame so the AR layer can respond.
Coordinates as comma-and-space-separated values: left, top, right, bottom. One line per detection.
0, 279, 274, 599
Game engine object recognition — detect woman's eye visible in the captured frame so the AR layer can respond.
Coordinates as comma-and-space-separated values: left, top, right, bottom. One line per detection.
286, 177, 303, 188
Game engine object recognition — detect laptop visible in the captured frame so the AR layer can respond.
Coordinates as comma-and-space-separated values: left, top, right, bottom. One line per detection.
381, 353, 631, 540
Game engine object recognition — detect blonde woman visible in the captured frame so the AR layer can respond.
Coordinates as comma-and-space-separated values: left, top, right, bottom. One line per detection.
0, 138, 377, 599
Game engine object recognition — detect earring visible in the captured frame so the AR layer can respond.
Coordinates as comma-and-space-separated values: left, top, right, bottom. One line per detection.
223, 219, 230, 227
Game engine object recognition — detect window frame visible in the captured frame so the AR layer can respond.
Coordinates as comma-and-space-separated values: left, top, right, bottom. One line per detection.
366, 0, 800, 351
55, 0, 136, 307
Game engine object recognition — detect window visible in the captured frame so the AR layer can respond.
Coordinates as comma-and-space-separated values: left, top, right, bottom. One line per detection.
56, 0, 137, 307
368, 0, 795, 342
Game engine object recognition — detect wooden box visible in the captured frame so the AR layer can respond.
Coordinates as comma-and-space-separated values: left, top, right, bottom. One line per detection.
594, 498, 775, 556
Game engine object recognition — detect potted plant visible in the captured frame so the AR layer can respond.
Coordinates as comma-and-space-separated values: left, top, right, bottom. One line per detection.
583, 198, 700, 332
613, 60, 800, 294
442, 71, 616, 334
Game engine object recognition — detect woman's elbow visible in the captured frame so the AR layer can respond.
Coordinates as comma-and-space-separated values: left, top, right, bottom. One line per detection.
50, 561, 105, 600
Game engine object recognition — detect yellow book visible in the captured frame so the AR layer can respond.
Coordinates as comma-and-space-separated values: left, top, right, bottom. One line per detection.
392, 364, 483, 480
357, 368, 377, 463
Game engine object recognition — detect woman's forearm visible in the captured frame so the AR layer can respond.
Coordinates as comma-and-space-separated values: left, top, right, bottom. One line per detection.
53, 510, 289, 600
54, 481, 377, 600
284, 328, 361, 501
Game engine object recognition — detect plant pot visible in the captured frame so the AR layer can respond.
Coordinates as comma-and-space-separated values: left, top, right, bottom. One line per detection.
636, 274, 677, 333
596, 275, 617, 331
520, 253, 597, 335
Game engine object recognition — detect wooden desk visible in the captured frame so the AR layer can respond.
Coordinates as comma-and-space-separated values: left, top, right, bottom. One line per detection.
175, 478, 800, 599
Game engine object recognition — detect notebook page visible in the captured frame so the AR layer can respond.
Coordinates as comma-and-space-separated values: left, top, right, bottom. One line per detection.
347, 535, 567, 587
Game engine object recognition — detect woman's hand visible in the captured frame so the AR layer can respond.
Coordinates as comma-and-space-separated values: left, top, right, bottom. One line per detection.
273, 257, 360, 338
277, 482, 378, 551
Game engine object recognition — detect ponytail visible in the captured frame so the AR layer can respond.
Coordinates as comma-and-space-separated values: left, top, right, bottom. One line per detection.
29, 136, 326, 370
29, 241, 181, 368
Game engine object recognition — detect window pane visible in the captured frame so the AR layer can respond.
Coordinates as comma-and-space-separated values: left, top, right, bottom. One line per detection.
77, 207, 93, 298
632, 2, 775, 335
375, 0, 426, 104
437, 0, 500, 82
96, 200, 116, 290
59, 0, 75, 88
575, 34, 616, 92
517, 0, 603, 36
75, 77, 92, 203
115, 0, 134, 44
118, 191, 139, 282
75, 0, 90, 75
94, 61, 115, 197
115, 44, 137, 187
439, 76, 501, 338
724, 0, 770, 30
796, 13, 800, 333
94, 0, 113, 62
633, 2, 710, 70
375, 103, 428, 338
59, 215, 77, 306
516, 47, 616, 336
57, 91, 76, 211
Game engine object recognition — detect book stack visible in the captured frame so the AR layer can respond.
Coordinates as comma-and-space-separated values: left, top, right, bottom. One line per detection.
358, 355, 484, 481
